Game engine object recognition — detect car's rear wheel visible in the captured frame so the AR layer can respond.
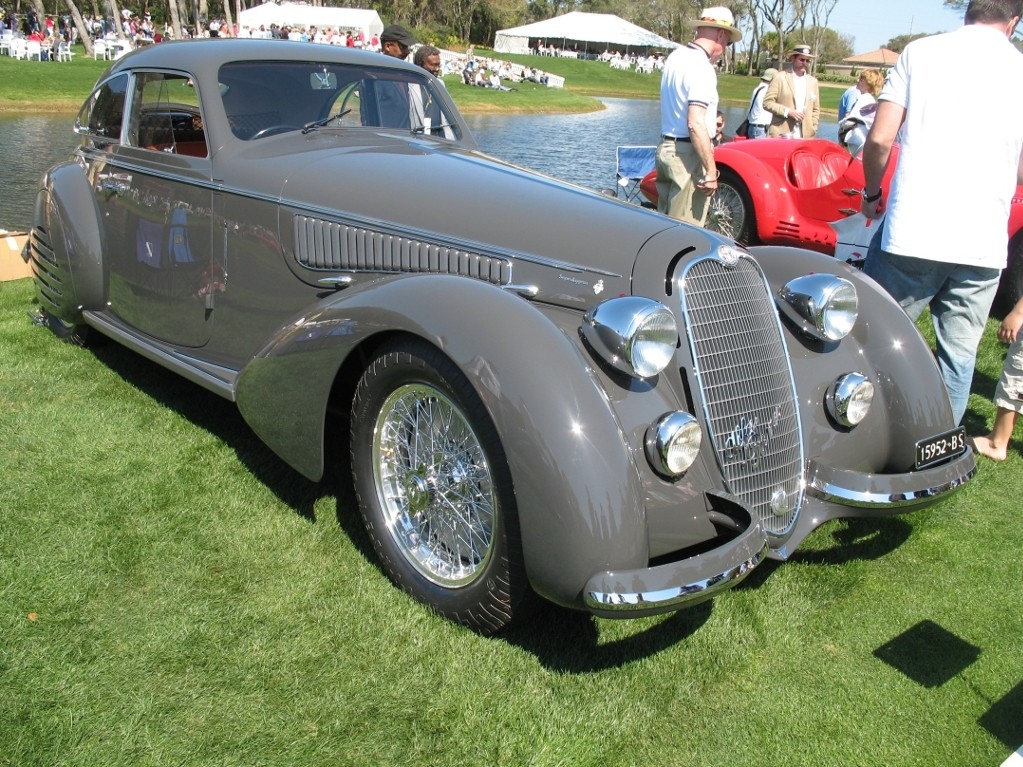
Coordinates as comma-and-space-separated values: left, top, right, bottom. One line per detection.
350, 339, 528, 634
993, 233, 1023, 317
707, 169, 755, 245
42, 310, 94, 346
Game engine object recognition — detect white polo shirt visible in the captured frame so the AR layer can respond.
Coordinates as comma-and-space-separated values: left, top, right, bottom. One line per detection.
880, 24, 1023, 267
659, 43, 718, 140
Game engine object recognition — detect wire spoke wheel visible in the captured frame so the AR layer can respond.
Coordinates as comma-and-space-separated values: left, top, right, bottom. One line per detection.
705, 171, 754, 244
373, 384, 495, 587
350, 340, 528, 634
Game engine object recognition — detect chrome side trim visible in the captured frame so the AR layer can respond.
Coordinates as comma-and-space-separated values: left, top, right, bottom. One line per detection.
82, 311, 239, 400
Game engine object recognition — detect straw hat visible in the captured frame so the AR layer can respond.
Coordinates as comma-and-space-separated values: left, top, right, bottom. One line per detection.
760, 67, 778, 82
787, 44, 816, 58
687, 7, 742, 44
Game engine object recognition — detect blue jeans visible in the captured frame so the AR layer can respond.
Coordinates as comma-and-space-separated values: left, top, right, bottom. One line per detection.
747, 124, 768, 140
863, 225, 1000, 424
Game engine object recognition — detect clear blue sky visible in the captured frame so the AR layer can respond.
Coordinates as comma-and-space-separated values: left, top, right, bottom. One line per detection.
826, 0, 965, 51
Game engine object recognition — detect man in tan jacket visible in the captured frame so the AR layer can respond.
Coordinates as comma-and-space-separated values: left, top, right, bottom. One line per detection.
764, 44, 821, 137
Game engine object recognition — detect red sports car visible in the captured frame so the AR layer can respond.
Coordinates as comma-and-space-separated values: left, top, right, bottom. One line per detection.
637, 138, 1023, 313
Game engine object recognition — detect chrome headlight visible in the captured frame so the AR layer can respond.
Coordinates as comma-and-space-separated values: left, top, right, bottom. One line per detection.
778, 274, 858, 342
645, 412, 702, 477
827, 372, 874, 427
582, 297, 678, 379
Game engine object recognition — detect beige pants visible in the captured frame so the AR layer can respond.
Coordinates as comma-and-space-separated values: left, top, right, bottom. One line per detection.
994, 333, 1023, 413
655, 139, 710, 226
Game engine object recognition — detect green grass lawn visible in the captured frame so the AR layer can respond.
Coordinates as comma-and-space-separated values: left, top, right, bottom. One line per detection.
2, 271, 1022, 766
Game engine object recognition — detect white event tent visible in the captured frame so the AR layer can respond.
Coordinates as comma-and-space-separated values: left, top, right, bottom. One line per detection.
494, 12, 679, 55
238, 2, 383, 37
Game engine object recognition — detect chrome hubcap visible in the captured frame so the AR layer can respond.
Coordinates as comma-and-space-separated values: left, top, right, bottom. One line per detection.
372, 384, 496, 587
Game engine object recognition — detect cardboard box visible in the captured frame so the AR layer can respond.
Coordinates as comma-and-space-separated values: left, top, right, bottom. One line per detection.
1, 231, 31, 282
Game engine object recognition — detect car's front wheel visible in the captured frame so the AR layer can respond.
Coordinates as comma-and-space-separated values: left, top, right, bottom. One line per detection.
706, 169, 755, 244
350, 339, 528, 634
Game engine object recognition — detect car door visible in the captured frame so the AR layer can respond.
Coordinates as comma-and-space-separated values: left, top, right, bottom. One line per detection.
91, 70, 215, 347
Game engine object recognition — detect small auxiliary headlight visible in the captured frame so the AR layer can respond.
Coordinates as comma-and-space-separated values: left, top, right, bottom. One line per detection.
582, 296, 678, 379
778, 274, 859, 342
826, 372, 874, 427
645, 412, 702, 477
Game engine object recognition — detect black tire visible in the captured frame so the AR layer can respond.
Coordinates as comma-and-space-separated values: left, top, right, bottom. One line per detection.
706, 169, 756, 245
993, 234, 1023, 318
43, 310, 94, 346
350, 339, 529, 634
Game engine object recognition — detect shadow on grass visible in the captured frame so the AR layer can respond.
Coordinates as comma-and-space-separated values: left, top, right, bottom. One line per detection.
873, 619, 981, 688
787, 517, 913, 566
91, 341, 328, 523
978, 678, 1023, 748
501, 599, 713, 672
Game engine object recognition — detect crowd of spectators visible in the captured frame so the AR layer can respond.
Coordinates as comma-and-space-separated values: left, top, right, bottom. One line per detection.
599, 49, 665, 73
451, 53, 550, 90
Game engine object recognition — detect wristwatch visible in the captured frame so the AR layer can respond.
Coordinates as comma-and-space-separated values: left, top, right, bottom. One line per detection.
862, 190, 882, 202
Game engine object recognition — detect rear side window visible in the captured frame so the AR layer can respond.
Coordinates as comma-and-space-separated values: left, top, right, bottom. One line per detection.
76, 73, 129, 141
127, 72, 208, 158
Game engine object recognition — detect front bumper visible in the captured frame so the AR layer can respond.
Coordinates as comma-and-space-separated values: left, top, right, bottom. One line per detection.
583, 494, 768, 618
806, 447, 977, 509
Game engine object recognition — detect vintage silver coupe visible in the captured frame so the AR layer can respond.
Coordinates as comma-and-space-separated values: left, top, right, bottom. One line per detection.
29, 40, 976, 634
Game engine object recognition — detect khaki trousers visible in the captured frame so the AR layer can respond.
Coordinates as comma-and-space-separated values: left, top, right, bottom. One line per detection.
655, 138, 710, 226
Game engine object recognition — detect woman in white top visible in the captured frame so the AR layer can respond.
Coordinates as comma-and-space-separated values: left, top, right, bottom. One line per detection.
840, 69, 884, 157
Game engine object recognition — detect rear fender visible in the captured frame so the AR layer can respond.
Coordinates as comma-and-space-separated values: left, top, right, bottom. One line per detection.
36, 161, 105, 318
236, 274, 648, 607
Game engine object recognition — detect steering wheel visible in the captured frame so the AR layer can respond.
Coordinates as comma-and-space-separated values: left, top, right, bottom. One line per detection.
250, 124, 298, 140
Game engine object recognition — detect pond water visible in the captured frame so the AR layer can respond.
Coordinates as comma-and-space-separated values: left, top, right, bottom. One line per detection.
0, 98, 838, 231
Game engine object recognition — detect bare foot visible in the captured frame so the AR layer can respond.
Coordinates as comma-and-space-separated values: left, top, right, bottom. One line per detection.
971, 435, 1008, 461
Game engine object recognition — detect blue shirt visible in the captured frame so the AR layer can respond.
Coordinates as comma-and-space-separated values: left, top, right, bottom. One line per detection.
837, 85, 859, 121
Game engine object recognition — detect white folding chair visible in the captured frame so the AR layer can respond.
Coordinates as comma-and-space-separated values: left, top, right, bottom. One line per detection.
56, 41, 74, 61
92, 39, 107, 59
25, 40, 42, 61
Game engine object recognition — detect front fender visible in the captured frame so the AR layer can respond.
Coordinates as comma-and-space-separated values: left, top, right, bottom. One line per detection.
236, 274, 648, 608
34, 160, 106, 320
753, 244, 956, 466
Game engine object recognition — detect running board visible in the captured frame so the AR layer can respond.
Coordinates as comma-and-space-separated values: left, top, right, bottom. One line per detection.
82, 311, 239, 401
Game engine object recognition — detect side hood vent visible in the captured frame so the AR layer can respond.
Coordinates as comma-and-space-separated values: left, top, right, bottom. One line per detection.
293, 215, 511, 285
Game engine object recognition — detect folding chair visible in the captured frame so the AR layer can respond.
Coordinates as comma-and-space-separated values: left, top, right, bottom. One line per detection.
615, 145, 656, 204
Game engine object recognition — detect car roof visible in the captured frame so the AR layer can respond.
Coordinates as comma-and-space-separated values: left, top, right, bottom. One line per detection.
107, 38, 418, 78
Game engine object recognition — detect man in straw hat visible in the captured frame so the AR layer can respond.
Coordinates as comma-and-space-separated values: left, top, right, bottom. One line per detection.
763, 44, 820, 138
655, 6, 741, 225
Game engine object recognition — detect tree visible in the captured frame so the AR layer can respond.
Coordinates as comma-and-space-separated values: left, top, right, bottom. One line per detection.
884, 33, 929, 53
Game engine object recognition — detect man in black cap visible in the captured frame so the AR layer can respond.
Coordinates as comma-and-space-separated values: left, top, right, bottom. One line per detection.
380, 24, 414, 60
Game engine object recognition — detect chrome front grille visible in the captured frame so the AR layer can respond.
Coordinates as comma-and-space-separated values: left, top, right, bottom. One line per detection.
293, 215, 511, 285
679, 254, 804, 535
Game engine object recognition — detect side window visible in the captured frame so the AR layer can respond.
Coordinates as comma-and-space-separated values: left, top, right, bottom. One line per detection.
75, 73, 129, 142
129, 72, 208, 158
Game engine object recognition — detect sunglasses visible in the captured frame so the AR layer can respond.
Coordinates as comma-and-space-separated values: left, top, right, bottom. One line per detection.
795, 56, 811, 63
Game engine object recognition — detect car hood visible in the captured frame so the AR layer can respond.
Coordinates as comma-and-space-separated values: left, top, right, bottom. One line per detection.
267, 132, 682, 303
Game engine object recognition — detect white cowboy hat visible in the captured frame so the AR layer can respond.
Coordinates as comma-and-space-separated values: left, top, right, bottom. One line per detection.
787, 44, 816, 58
687, 7, 742, 44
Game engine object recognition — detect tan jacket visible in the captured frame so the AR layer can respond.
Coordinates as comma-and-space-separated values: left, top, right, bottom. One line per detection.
763, 70, 821, 138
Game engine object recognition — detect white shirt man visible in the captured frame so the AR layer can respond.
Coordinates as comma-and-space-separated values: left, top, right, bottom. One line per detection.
861, 0, 1023, 424
654, 7, 741, 225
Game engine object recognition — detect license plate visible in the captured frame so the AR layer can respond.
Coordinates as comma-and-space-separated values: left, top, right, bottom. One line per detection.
915, 427, 967, 469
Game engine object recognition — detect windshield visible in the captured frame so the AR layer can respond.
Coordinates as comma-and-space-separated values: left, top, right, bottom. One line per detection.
218, 60, 460, 141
